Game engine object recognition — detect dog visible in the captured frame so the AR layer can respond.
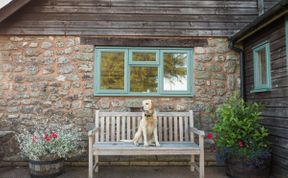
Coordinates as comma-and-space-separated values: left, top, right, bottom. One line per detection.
132, 99, 160, 147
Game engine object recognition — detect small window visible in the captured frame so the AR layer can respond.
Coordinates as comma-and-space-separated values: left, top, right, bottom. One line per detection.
252, 42, 271, 92
94, 47, 193, 96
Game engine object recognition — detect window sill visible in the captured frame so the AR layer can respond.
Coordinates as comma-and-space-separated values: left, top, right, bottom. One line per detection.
93, 93, 195, 97
250, 88, 271, 93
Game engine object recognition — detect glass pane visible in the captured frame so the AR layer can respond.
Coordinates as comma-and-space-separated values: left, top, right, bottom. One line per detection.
132, 52, 156, 62
257, 49, 267, 85
130, 67, 158, 92
163, 52, 188, 91
100, 51, 125, 90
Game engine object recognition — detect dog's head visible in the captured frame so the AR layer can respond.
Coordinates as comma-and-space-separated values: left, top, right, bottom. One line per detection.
142, 99, 154, 114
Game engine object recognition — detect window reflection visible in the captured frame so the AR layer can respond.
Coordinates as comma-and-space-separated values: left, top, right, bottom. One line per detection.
163, 52, 188, 91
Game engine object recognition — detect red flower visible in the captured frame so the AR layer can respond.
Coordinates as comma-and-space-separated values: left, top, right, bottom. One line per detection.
238, 140, 245, 148
43, 134, 51, 142
207, 133, 213, 139
51, 132, 58, 139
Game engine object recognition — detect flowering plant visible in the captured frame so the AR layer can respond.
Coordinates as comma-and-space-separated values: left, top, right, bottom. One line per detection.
17, 120, 81, 161
209, 93, 271, 167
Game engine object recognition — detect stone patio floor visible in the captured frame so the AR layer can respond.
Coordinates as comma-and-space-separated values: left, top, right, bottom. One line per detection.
0, 166, 227, 178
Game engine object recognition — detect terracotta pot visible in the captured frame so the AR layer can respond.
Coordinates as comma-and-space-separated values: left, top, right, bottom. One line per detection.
225, 156, 271, 178
29, 158, 64, 178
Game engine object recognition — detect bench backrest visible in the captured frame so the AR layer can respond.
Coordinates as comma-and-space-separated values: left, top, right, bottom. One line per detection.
94, 110, 194, 142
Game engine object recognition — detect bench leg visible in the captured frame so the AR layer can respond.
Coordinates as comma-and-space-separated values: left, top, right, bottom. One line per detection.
190, 155, 195, 172
88, 137, 94, 178
199, 153, 204, 178
94, 155, 99, 173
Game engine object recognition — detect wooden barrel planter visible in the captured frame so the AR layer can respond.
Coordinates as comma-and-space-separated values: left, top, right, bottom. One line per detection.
225, 156, 271, 178
29, 158, 64, 178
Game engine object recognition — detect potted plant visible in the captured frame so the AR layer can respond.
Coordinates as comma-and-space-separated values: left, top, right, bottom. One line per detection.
17, 120, 81, 178
211, 93, 271, 178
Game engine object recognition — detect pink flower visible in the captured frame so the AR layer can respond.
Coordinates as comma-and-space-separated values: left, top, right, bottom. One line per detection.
51, 132, 58, 139
43, 134, 51, 142
207, 133, 213, 139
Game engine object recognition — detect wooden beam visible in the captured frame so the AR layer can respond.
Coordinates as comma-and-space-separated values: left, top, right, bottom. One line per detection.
0, 0, 31, 23
80, 36, 208, 47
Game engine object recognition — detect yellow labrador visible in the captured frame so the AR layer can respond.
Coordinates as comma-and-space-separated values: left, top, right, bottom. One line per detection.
133, 99, 160, 147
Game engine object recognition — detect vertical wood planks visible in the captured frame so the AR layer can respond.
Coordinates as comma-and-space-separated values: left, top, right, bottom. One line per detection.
127, 116, 131, 139
95, 110, 99, 142
132, 116, 136, 136
163, 116, 168, 141
158, 116, 163, 141
111, 116, 115, 142
121, 116, 126, 140
105, 116, 110, 141
189, 110, 194, 143
116, 116, 120, 141
168, 116, 173, 141
179, 116, 184, 141
174, 116, 178, 141
100, 116, 105, 142
184, 116, 189, 141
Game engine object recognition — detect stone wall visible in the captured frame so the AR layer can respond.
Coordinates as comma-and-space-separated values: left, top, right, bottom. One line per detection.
0, 36, 240, 166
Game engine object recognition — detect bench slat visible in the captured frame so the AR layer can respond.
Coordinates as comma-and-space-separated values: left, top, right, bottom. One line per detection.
106, 117, 110, 141
168, 116, 173, 141
100, 116, 105, 142
184, 116, 189, 141
174, 116, 178, 141
111, 116, 115, 142
158, 116, 163, 141
116, 116, 120, 141
121, 116, 126, 140
99, 112, 142, 117
127, 116, 131, 139
132, 116, 136, 137
189, 111, 194, 142
163, 116, 168, 141
95, 111, 99, 142
179, 116, 183, 142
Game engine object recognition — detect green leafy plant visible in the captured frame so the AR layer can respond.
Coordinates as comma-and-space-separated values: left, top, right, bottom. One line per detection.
212, 93, 270, 164
17, 120, 82, 161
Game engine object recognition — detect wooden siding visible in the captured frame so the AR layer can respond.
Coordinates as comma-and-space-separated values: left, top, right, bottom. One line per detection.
0, 0, 259, 36
243, 17, 288, 178
264, 0, 282, 12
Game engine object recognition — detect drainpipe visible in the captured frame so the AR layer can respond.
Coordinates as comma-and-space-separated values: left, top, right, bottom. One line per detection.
228, 39, 246, 101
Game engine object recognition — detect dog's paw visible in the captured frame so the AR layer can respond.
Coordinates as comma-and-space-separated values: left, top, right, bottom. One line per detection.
144, 143, 149, 147
134, 142, 139, 146
156, 143, 161, 147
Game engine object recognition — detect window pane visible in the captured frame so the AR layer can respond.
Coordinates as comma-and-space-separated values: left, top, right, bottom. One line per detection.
163, 52, 188, 91
257, 49, 267, 85
100, 51, 125, 90
132, 52, 156, 62
130, 67, 158, 92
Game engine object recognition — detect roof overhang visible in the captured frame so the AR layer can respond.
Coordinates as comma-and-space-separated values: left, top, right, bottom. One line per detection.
231, 0, 288, 43
0, 0, 31, 23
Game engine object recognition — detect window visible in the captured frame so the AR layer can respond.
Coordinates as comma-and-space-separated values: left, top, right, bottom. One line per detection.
94, 47, 193, 96
252, 42, 271, 92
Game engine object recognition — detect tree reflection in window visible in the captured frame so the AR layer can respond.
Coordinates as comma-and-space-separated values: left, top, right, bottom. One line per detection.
100, 51, 125, 90
130, 66, 158, 92
163, 52, 188, 91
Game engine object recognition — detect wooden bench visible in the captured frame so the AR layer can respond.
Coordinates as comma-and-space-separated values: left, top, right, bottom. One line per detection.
88, 110, 205, 178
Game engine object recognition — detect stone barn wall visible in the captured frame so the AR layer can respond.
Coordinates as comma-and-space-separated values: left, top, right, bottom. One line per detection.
0, 36, 240, 166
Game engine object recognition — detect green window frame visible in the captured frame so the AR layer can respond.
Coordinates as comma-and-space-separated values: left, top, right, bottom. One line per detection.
94, 47, 194, 96
252, 42, 272, 93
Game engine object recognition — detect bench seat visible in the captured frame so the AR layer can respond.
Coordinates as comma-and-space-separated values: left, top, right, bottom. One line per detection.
93, 142, 200, 156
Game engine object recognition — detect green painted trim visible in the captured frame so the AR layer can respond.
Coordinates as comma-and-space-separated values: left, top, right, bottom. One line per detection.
250, 88, 272, 93
94, 47, 194, 96
94, 48, 128, 95
285, 15, 288, 71
252, 42, 272, 92
129, 49, 159, 65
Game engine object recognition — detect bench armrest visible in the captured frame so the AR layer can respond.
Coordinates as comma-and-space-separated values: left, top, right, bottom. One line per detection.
88, 127, 100, 137
190, 127, 205, 136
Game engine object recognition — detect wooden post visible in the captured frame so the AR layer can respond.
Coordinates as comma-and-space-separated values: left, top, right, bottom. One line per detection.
189, 110, 195, 172
88, 135, 94, 178
199, 134, 205, 178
